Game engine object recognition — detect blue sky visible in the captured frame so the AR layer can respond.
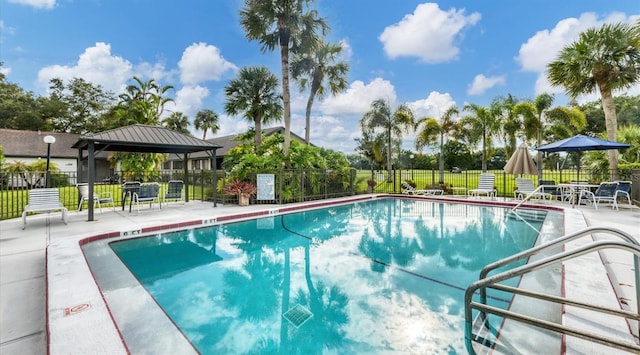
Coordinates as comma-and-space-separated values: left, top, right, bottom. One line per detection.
1, 0, 639, 154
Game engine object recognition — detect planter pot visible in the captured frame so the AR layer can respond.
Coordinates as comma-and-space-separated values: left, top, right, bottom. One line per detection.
238, 194, 250, 206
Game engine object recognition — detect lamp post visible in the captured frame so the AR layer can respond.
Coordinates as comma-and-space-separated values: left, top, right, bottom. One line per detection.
410, 154, 415, 180
44, 135, 56, 188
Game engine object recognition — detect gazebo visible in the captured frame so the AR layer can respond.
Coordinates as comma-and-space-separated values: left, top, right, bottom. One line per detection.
72, 124, 221, 221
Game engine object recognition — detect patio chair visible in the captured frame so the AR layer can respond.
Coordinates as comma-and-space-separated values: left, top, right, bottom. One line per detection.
164, 180, 185, 205
514, 178, 552, 202
77, 183, 114, 213
538, 179, 562, 200
469, 173, 496, 199
132, 183, 161, 213
578, 181, 619, 210
613, 181, 632, 209
401, 181, 427, 195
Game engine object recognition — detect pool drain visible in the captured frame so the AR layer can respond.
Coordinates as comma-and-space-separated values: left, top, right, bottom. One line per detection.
282, 304, 313, 328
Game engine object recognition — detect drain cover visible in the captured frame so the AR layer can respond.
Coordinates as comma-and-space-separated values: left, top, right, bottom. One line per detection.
283, 304, 313, 328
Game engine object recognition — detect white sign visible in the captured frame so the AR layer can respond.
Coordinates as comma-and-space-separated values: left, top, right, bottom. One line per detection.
257, 174, 275, 200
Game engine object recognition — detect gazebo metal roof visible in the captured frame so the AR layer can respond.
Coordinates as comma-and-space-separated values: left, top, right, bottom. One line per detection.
72, 124, 221, 153
72, 124, 221, 221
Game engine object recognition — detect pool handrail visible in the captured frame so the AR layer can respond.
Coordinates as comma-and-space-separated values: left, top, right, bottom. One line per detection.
465, 227, 640, 354
465, 240, 640, 354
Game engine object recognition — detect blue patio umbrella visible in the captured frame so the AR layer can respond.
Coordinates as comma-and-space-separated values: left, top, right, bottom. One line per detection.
535, 134, 630, 153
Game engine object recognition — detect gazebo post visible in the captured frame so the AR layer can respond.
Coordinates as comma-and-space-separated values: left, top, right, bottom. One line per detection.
88, 142, 95, 221
212, 150, 217, 207
183, 153, 189, 202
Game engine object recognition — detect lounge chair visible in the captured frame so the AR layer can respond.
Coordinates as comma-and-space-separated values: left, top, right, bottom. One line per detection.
469, 173, 496, 199
613, 181, 632, 209
514, 178, 552, 202
578, 182, 619, 210
401, 181, 426, 195
401, 181, 444, 196
164, 180, 185, 204
22, 188, 68, 229
77, 183, 114, 213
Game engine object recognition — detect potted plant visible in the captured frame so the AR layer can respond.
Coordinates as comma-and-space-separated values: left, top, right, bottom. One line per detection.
224, 180, 257, 206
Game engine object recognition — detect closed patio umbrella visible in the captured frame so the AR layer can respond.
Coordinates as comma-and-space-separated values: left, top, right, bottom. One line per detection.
504, 143, 537, 176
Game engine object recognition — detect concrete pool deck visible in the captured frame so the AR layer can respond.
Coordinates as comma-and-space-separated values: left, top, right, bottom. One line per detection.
0, 195, 638, 354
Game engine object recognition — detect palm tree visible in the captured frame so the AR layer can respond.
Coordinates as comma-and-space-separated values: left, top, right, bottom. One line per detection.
115, 76, 174, 126
224, 66, 283, 148
461, 103, 500, 172
193, 109, 219, 140
162, 112, 190, 135
415, 105, 459, 183
240, 0, 328, 157
514, 93, 554, 180
493, 94, 520, 157
547, 21, 640, 180
291, 40, 349, 144
360, 99, 414, 182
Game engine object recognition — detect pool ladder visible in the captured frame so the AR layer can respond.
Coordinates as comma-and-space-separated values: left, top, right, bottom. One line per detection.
464, 226, 640, 354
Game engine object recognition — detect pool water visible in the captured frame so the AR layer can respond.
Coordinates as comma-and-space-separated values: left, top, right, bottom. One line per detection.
109, 198, 551, 354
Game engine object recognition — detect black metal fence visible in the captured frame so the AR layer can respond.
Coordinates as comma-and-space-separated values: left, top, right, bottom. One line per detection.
2, 168, 638, 220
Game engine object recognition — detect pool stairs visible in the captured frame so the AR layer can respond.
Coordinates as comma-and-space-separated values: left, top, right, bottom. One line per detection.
464, 226, 640, 354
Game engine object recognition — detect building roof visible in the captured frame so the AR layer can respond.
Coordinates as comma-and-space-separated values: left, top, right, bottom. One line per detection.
185, 126, 308, 159
0, 129, 82, 159
72, 124, 221, 154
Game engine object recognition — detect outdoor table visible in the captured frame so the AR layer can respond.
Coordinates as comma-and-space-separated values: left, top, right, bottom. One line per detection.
558, 183, 599, 207
451, 187, 467, 196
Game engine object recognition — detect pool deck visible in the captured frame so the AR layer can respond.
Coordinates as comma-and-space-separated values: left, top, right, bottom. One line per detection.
1, 195, 638, 354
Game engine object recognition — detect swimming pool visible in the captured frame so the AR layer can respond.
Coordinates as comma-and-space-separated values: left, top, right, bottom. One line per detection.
84, 198, 563, 354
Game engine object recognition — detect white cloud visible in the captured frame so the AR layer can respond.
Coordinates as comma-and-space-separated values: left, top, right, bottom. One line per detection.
8, 0, 55, 10
467, 74, 506, 95
0, 66, 11, 76
170, 85, 210, 119
178, 42, 238, 85
319, 78, 397, 115
379, 3, 480, 63
407, 91, 457, 118
37, 42, 133, 93
516, 12, 640, 99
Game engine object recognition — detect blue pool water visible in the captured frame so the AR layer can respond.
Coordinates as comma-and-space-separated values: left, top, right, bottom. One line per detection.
109, 198, 551, 354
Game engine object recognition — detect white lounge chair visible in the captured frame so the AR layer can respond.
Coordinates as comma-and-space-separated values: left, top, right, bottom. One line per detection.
469, 173, 496, 199
401, 181, 444, 196
514, 178, 552, 202
22, 188, 68, 229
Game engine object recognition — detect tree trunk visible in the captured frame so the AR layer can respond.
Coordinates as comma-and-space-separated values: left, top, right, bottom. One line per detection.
280, 43, 291, 158
599, 85, 619, 181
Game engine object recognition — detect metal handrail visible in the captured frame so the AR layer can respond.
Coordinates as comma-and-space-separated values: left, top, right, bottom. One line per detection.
464, 238, 640, 354
511, 185, 551, 211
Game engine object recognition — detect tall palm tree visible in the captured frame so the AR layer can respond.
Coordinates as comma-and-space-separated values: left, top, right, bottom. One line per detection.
162, 112, 190, 135
224, 66, 283, 148
493, 94, 520, 157
291, 40, 349, 144
461, 103, 500, 172
360, 99, 414, 182
194, 109, 220, 140
514, 93, 554, 180
415, 105, 459, 183
547, 21, 640, 180
240, 0, 328, 157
